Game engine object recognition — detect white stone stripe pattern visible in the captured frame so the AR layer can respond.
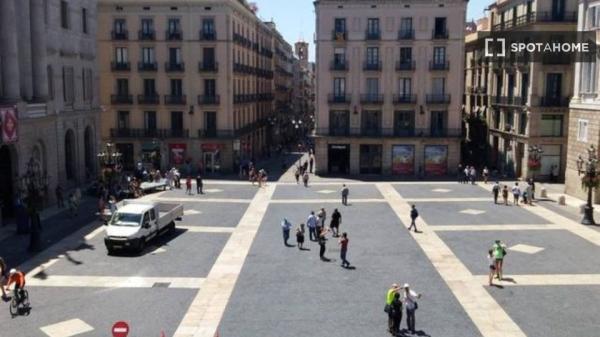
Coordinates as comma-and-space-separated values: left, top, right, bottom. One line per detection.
431, 224, 560, 231
269, 198, 385, 204
156, 197, 251, 204
27, 275, 205, 289
40, 318, 94, 337
403, 197, 491, 202
174, 184, 276, 337
376, 183, 526, 337
178, 226, 235, 233
473, 274, 600, 286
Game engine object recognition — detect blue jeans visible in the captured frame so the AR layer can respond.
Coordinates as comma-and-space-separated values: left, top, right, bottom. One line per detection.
282, 229, 290, 244
406, 307, 416, 332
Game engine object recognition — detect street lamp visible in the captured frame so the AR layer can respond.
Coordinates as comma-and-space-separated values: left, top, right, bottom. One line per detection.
527, 145, 543, 179
97, 142, 122, 168
577, 145, 599, 225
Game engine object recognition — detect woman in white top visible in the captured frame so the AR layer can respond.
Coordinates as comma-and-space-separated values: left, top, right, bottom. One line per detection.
401, 283, 422, 334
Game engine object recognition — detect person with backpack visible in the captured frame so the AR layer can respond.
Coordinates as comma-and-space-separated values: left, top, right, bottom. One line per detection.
408, 205, 419, 232
492, 182, 500, 204
492, 240, 508, 280
385, 284, 400, 333
502, 185, 509, 206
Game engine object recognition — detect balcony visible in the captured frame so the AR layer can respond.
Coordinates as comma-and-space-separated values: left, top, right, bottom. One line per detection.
111, 61, 130, 71
165, 62, 185, 72
138, 30, 155, 40
393, 94, 417, 104
138, 62, 158, 71
398, 29, 415, 40
111, 94, 133, 104
365, 30, 381, 40
258, 93, 274, 101
429, 60, 449, 71
199, 31, 216, 41
492, 96, 524, 106
332, 30, 347, 41
164, 95, 187, 105
426, 94, 451, 104
166, 30, 183, 41
432, 29, 449, 39
396, 60, 415, 71
360, 94, 384, 104
363, 61, 382, 71
198, 95, 220, 105
137, 94, 160, 105
198, 129, 234, 138
539, 96, 570, 107
110, 128, 189, 139
492, 11, 577, 31
316, 127, 462, 138
198, 62, 219, 72
111, 30, 128, 40
330, 60, 348, 71
328, 94, 351, 104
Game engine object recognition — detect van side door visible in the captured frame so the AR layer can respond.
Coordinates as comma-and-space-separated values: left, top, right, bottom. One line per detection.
149, 207, 158, 232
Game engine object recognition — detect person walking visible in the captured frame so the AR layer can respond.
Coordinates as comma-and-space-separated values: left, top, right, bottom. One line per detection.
402, 284, 422, 334
511, 182, 521, 206
309, 154, 314, 173
302, 171, 310, 187
386, 284, 401, 334
341, 184, 349, 206
408, 205, 419, 232
492, 240, 507, 280
281, 218, 292, 246
492, 181, 500, 204
196, 174, 203, 194
318, 228, 330, 260
316, 208, 326, 236
296, 225, 305, 250
389, 292, 403, 335
528, 178, 536, 201
339, 232, 350, 268
482, 166, 490, 184
502, 185, 509, 206
457, 164, 463, 184
294, 166, 300, 184
307, 211, 318, 241
330, 208, 341, 237
487, 249, 496, 286
469, 166, 477, 184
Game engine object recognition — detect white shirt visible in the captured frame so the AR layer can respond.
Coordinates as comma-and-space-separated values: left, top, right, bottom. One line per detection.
512, 186, 521, 195
306, 215, 317, 228
281, 219, 292, 230
402, 289, 420, 310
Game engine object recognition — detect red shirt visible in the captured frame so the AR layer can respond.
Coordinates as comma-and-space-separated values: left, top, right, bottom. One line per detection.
7, 271, 25, 288
340, 238, 348, 250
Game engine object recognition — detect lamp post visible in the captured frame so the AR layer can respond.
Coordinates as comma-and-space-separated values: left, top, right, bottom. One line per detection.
577, 145, 598, 226
528, 145, 543, 179
97, 142, 122, 185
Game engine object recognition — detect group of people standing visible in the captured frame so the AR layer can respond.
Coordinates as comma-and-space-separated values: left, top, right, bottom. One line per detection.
281, 207, 350, 268
294, 152, 315, 187
492, 179, 536, 206
457, 164, 490, 184
385, 283, 423, 335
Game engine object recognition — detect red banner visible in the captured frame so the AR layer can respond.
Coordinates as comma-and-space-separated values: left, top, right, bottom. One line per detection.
0, 106, 18, 143
169, 143, 186, 165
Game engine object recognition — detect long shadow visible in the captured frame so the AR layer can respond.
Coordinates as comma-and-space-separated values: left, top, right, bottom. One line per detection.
109, 227, 188, 257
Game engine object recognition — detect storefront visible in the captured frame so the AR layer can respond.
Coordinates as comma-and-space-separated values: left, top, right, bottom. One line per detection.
328, 144, 350, 174
359, 144, 382, 174
201, 143, 223, 173
424, 145, 448, 176
141, 142, 161, 170
391, 145, 415, 175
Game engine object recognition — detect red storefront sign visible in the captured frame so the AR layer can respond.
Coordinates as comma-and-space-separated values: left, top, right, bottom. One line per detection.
0, 106, 18, 143
169, 143, 187, 165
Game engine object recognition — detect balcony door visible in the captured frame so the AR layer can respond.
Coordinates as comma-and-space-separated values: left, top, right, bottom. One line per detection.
144, 111, 157, 136
203, 48, 215, 67
333, 78, 345, 97
330, 110, 349, 136
334, 18, 346, 32
394, 110, 415, 136
171, 79, 183, 96
361, 110, 381, 135
116, 79, 129, 96
143, 79, 156, 96
171, 111, 183, 134
430, 110, 447, 136
204, 79, 216, 97
169, 48, 181, 65
366, 47, 379, 65
545, 73, 562, 100
552, 0, 565, 20
204, 111, 217, 137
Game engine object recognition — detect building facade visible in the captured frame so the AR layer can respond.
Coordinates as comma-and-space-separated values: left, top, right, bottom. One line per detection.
314, 0, 467, 176
98, 0, 276, 174
0, 0, 100, 218
566, 0, 600, 201
290, 41, 316, 144
473, 0, 577, 181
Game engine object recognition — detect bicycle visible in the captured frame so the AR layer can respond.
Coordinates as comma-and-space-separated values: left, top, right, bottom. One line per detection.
9, 288, 30, 317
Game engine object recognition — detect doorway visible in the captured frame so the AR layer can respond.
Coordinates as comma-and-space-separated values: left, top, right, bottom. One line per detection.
0, 145, 15, 218
359, 144, 382, 174
328, 144, 350, 174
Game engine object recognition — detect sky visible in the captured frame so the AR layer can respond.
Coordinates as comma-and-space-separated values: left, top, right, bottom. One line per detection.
253, 0, 490, 62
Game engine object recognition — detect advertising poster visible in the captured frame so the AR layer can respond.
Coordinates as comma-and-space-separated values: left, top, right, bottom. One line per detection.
392, 145, 414, 175
169, 143, 187, 165
424, 145, 448, 176
0, 106, 18, 143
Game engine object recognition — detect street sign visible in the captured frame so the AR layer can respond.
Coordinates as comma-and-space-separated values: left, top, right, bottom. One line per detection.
112, 321, 129, 337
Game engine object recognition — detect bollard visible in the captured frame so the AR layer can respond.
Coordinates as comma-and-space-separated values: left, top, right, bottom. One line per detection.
558, 195, 566, 206
540, 188, 547, 198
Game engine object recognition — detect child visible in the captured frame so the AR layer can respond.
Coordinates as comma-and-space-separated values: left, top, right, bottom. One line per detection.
296, 226, 305, 250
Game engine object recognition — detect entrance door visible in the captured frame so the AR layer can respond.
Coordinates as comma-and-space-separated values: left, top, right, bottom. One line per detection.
0, 146, 14, 218
359, 144, 382, 174
203, 152, 215, 173
328, 144, 350, 174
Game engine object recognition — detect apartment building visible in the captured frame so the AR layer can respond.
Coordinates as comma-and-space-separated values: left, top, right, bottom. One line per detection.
566, 0, 600, 200
289, 41, 316, 143
98, 0, 275, 173
478, 0, 577, 180
0, 0, 100, 218
314, 0, 467, 176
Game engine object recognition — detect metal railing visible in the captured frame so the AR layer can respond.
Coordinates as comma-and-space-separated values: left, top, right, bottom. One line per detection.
363, 61, 382, 71
137, 94, 160, 105
165, 62, 185, 72
111, 30, 128, 40
393, 94, 417, 104
396, 60, 415, 71
138, 62, 158, 71
432, 29, 449, 39
166, 30, 183, 40
332, 30, 347, 41
111, 62, 130, 71
330, 60, 349, 71
539, 96, 570, 107
398, 29, 415, 40
316, 127, 462, 138
429, 60, 450, 71
426, 94, 451, 104
164, 95, 187, 105
199, 31, 216, 41
365, 30, 381, 40
111, 94, 133, 104
198, 95, 220, 105
360, 94, 384, 104
138, 30, 155, 40
198, 62, 219, 72
328, 94, 352, 104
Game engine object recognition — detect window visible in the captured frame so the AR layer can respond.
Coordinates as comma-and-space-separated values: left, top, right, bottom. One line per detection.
581, 62, 597, 94
330, 110, 349, 135
400, 47, 412, 63
334, 48, 346, 65
433, 47, 446, 64
171, 111, 183, 131
150, 209, 156, 221
141, 18, 153, 33
545, 73, 562, 98
115, 47, 128, 63
432, 78, 445, 95
588, 6, 600, 29
116, 79, 129, 95
366, 78, 379, 95
203, 48, 216, 67
82, 68, 92, 102
367, 18, 380, 34
169, 48, 182, 64
82, 8, 88, 33
430, 111, 447, 136
205, 111, 217, 136
142, 47, 155, 63
578, 119, 589, 141
540, 115, 564, 136
60, 1, 70, 29
399, 78, 411, 96
168, 18, 180, 33
333, 78, 345, 96
361, 110, 381, 135
113, 19, 126, 33
434, 17, 447, 35
334, 18, 346, 32
143, 79, 156, 95
170, 79, 183, 96
117, 111, 130, 129
394, 110, 415, 136
366, 47, 379, 64
202, 18, 215, 34
144, 111, 157, 131
400, 17, 413, 33
62, 66, 74, 104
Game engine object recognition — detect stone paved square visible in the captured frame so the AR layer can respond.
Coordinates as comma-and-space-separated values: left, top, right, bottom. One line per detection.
393, 183, 492, 199
271, 183, 383, 200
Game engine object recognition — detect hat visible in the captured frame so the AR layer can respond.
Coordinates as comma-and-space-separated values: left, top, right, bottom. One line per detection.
403, 283, 410, 288
392, 283, 399, 288
9, 268, 16, 275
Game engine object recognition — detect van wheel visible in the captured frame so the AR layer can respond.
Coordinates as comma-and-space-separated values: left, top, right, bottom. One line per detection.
138, 239, 146, 254
106, 247, 114, 255
169, 221, 176, 232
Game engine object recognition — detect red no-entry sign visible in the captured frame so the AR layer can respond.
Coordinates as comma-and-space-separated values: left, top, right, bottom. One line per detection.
112, 321, 130, 337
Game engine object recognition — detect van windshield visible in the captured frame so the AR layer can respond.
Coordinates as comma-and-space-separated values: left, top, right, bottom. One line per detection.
110, 213, 142, 226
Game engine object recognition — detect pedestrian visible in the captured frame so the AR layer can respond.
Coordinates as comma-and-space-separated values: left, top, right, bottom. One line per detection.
108, 196, 118, 215
296, 224, 305, 250
28, 210, 42, 252
339, 232, 350, 268
302, 171, 309, 187
469, 166, 477, 184
408, 205, 419, 232
309, 154, 314, 173
389, 292, 403, 335
98, 196, 106, 221
502, 185, 509, 206
492, 240, 507, 280
341, 184, 349, 205
457, 164, 463, 184
463, 166, 470, 184
307, 211, 318, 241
281, 218, 292, 246
529, 178, 536, 201
482, 166, 489, 184
316, 208, 326, 235
294, 166, 300, 184
330, 208, 341, 237
511, 182, 521, 206
196, 174, 203, 194
55, 185, 64, 208
186, 176, 192, 195
401, 284, 422, 334
303, 161, 308, 174
492, 181, 500, 204
551, 165, 559, 183
0, 257, 8, 301
68, 193, 78, 217
318, 227, 330, 260
385, 284, 400, 334
487, 249, 496, 286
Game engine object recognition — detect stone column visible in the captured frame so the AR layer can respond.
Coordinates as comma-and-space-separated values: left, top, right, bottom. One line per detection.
16, 0, 33, 101
0, 0, 21, 101
30, 0, 48, 100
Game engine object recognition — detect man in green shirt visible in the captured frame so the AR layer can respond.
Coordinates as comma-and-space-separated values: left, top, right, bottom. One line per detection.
386, 283, 400, 333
